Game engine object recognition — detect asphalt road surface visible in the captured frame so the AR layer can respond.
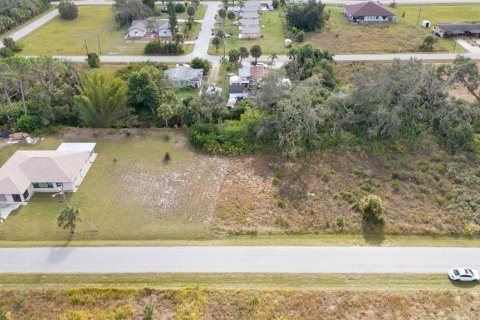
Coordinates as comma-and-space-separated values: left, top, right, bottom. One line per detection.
1, 246, 479, 274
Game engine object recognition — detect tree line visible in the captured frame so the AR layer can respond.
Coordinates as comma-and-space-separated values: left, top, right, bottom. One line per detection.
0, 0, 50, 35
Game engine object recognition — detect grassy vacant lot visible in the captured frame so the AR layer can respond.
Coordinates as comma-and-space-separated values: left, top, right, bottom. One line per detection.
20, 6, 145, 55
209, 9, 288, 55
307, 4, 480, 54
0, 281, 479, 319
19, 6, 194, 56
0, 129, 228, 241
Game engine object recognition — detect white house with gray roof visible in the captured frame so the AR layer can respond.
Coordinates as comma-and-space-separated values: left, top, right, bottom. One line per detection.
165, 65, 204, 88
0, 143, 96, 204
127, 19, 172, 40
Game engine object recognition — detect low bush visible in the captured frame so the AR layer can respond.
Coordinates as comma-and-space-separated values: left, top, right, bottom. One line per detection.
361, 195, 386, 226
59, 0, 78, 20
16, 115, 40, 133
144, 41, 184, 55
336, 215, 345, 227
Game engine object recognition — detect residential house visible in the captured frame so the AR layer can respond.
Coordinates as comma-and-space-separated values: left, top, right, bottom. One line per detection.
239, 26, 262, 39
127, 19, 172, 40
239, 19, 260, 27
229, 83, 247, 99
165, 65, 204, 88
343, 1, 396, 22
0, 143, 96, 204
240, 11, 259, 20
433, 23, 480, 37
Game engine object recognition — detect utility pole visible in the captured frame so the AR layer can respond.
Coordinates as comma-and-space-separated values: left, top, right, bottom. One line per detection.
97, 34, 102, 54
416, 3, 423, 26
84, 40, 89, 55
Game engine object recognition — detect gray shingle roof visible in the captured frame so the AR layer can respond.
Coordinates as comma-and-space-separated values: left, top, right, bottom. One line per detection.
165, 66, 204, 81
436, 23, 480, 34
344, 1, 396, 18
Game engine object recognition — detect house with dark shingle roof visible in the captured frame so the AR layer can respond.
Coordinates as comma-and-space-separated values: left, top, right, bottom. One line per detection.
343, 1, 396, 23
434, 23, 480, 37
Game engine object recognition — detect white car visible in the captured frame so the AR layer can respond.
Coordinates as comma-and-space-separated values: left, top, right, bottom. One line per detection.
448, 268, 480, 281
255, 62, 268, 68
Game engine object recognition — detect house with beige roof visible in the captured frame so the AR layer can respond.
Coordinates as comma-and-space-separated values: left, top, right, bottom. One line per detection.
0, 143, 96, 204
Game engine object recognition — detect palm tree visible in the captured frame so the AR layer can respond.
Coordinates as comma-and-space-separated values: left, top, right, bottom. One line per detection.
269, 53, 278, 65
212, 36, 221, 53
57, 205, 81, 234
77, 72, 130, 127
250, 45, 262, 65
218, 8, 227, 26
227, 11, 235, 24
239, 46, 249, 64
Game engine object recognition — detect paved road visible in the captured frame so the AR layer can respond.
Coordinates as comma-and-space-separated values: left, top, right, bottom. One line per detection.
0, 246, 479, 273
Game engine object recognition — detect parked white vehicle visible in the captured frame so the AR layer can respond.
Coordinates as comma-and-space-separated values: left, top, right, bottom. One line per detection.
255, 62, 268, 68
448, 268, 480, 281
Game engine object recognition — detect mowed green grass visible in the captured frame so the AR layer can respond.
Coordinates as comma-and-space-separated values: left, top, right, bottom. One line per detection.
20, 6, 145, 55
306, 4, 480, 54
209, 10, 288, 55
0, 130, 226, 241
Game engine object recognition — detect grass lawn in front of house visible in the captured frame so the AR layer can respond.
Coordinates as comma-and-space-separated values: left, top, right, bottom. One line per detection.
0, 129, 228, 241
306, 4, 477, 54
209, 9, 289, 56
19, 6, 147, 56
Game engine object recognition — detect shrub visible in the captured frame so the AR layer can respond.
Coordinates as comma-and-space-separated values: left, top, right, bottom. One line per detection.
143, 304, 154, 320
191, 57, 211, 75
272, 0, 279, 9
274, 217, 290, 228
272, 177, 280, 185
164, 152, 171, 162
175, 3, 186, 13
277, 199, 287, 208
361, 195, 386, 225
86, 52, 100, 68
340, 191, 357, 205
296, 31, 305, 42
59, 0, 78, 20
16, 115, 40, 133
144, 41, 184, 55
391, 172, 400, 179
336, 215, 345, 227
391, 179, 401, 192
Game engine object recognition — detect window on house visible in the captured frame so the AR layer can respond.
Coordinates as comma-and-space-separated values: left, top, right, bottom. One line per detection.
33, 182, 54, 188
56, 183, 63, 188
23, 189, 29, 201
12, 194, 22, 202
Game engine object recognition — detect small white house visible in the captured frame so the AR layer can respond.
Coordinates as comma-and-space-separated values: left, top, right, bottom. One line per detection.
0, 143, 96, 204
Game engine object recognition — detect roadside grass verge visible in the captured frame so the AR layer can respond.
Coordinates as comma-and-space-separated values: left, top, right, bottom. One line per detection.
156, 4, 208, 20
0, 273, 477, 289
2, 234, 480, 247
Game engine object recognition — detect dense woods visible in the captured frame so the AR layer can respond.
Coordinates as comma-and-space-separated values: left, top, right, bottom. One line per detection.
0, 0, 50, 35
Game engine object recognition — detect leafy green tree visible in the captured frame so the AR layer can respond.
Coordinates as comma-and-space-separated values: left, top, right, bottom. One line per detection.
212, 36, 221, 53
76, 72, 131, 127
114, 0, 152, 27
57, 205, 81, 234
167, 1, 178, 35
449, 56, 480, 102
286, 0, 326, 31
2, 38, 22, 53
143, 0, 155, 10
250, 45, 262, 64
86, 52, 100, 68
191, 57, 211, 75
227, 11, 235, 23
272, 0, 279, 9
228, 49, 240, 64
59, 0, 78, 20
128, 69, 162, 116
269, 53, 278, 65
218, 8, 227, 25
187, 4, 196, 18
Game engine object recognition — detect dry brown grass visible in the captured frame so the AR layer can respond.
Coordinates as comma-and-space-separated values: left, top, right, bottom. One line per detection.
215, 140, 480, 236
1, 287, 480, 319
